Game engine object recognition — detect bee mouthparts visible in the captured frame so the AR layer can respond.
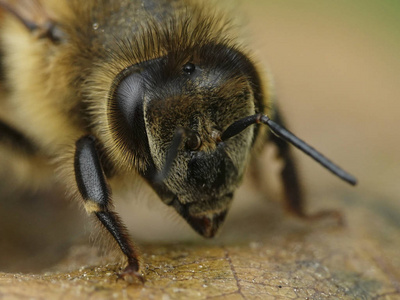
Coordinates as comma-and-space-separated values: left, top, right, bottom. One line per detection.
186, 210, 228, 238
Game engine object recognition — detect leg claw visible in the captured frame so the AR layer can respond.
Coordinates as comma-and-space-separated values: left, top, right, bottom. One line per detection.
302, 209, 344, 226
117, 265, 145, 284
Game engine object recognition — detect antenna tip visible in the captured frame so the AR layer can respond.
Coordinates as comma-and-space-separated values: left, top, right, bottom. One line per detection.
348, 177, 358, 186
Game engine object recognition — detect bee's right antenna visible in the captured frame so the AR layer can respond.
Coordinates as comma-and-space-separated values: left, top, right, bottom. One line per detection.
221, 113, 357, 186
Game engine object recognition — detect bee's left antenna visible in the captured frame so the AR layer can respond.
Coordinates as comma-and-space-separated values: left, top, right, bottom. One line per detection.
154, 127, 199, 182
221, 113, 357, 186
154, 128, 185, 183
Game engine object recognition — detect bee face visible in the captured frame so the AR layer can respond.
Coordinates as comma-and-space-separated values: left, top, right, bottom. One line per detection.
111, 42, 257, 237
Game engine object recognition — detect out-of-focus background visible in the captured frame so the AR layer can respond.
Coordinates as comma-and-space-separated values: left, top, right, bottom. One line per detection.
0, 1, 399, 298
244, 0, 400, 198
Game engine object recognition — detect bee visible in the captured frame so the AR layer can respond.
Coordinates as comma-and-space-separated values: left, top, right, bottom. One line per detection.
0, 0, 356, 282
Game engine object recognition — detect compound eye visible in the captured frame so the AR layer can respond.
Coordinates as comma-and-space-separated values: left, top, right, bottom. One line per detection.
113, 72, 144, 131
183, 62, 196, 75
186, 132, 202, 151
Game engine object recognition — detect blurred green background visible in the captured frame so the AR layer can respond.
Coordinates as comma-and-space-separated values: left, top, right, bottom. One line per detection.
242, 0, 400, 198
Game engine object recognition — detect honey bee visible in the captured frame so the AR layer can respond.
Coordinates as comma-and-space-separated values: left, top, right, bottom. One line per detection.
0, 0, 356, 282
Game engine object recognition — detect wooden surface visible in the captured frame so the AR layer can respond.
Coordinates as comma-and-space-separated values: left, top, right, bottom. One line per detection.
1, 189, 399, 299
1, 1, 400, 299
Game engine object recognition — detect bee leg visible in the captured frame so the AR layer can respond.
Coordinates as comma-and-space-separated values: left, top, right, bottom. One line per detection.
0, 120, 50, 186
74, 135, 144, 283
0, 0, 63, 42
268, 110, 343, 225
0, 120, 37, 153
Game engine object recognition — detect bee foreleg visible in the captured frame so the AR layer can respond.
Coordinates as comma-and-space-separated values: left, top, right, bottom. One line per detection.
74, 135, 144, 283
268, 109, 343, 224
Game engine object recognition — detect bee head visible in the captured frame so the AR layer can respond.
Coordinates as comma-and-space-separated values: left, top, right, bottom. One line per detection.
110, 43, 263, 237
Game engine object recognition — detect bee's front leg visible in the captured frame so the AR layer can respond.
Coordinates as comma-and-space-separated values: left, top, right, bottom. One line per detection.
74, 135, 143, 283
267, 109, 343, 225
